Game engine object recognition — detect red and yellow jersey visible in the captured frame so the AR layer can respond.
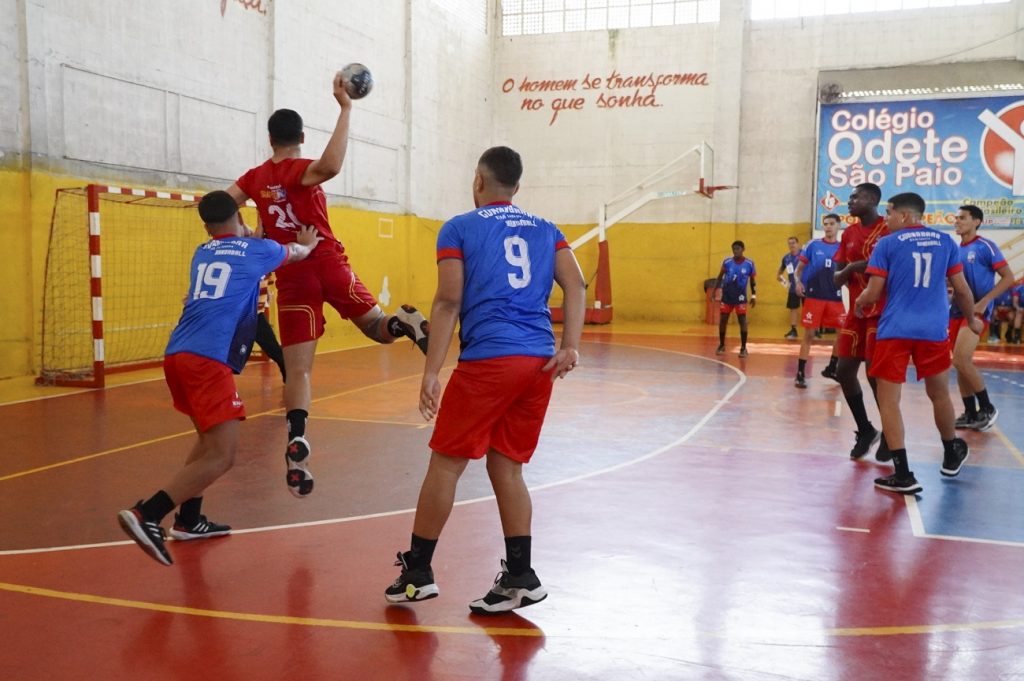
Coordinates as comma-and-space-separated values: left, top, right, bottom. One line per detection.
236, 158, 343, 256
836, 216, 888, 319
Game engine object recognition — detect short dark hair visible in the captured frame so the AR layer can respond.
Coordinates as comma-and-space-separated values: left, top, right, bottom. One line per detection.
959, 204, 983, 222
198, 191, 238, 225
478, 146, 523, 188
823, 213, 841, 222
787, 236, 799, 243
268, 109, 303, 146
732, 240, 745, 249
888, 192, 926, 215
855, 183, 882, 203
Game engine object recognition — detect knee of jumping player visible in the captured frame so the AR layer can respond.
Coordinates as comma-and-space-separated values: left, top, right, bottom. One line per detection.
356, 308, 395, 345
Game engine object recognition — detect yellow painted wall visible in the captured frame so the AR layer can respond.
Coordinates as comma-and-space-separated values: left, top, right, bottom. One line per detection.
2, 167, 811, 380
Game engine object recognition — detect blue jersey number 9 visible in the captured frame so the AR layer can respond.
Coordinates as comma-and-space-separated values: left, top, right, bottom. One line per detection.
504, 236, 532, 289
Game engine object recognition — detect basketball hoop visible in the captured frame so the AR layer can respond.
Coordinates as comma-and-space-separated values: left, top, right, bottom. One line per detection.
697, 181, 738, 198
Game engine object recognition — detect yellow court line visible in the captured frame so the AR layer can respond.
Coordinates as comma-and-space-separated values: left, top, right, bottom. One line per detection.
0, 371, 433, 483
312, 415, 426, 428
3, 580, 1022, 640
0, 581, 541, 638
991, 425, 1024, 467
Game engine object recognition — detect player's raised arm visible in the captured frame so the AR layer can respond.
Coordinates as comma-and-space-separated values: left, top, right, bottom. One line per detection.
301, 72, 353, 187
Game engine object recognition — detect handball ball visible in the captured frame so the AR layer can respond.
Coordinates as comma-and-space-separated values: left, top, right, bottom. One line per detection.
341, 63, 373, 99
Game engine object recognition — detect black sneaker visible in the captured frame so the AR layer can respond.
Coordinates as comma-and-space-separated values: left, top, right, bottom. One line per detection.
169, 514, 232, 541
784, 328, 798, 339
394, 305, 430, 355
738, 347, 749, 359
715, 344, 725, 356
874, 434, 892, 463
820, 363, 839, 382
117, 503, 173, 566
468, 559, 548, 615
874, 473, 922, 494
940, 438, 970, 477
794, 373, 807, 389
954, 412, 979, 429
849, 427, 880, 460
285, 436, 313, 498
973, 407, 998, 432
385, 551, 439, 603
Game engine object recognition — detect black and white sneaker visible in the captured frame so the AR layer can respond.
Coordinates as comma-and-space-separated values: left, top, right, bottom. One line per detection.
784, 328, 798, 339
973, 407, 998, 432
941, 438, 970, 477
874, 473, 922, 495
394, 305, 430, 355
117, 503, 173, 566
820, 363, 839, 382
468, 560, 548, 615
954, 412, 979, 429
849, 427, 880, 460
169, 514, 232, 541
385, 551, 439, 603
285, 436, 313, 498
715, 344, 725, 356
794, 373, 807, 389
738, 347, 749, 359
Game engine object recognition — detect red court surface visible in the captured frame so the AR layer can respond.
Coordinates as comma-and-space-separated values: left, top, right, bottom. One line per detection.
1, 329, 1023, 680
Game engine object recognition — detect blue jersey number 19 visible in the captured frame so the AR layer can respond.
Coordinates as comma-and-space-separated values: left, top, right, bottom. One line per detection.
193, 262, 233, 300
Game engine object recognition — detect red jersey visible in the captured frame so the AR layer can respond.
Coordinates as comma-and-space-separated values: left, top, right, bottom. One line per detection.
836, 216, 888, 319
236, 157, 344, 256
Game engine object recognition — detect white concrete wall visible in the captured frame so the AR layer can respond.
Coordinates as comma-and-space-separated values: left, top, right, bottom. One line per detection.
494, 24, 717, 226
1, 0, 495, 217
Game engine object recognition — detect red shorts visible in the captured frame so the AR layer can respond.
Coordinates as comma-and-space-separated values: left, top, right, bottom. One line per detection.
275, 246, 377, 346
992, 307, 1014, 322
429, 356, 555, 463
948, 316, 988, 342
800, 298, 846, 329
720, 302, 748, 315
868, 339, 951, 383
164, 353, 245, 432
837, 315, 879, 361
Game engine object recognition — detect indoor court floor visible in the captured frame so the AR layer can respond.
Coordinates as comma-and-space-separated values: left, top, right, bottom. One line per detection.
1, 325, 1023, 680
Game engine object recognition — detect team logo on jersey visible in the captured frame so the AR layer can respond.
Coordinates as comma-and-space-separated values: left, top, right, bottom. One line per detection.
261, 186, 287, 202
978, 100, 1024, 195
967, 251, 977, 263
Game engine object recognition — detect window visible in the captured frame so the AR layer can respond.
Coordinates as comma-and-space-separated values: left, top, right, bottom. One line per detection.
501, 0, 719, 36
751, 0, 1009, 21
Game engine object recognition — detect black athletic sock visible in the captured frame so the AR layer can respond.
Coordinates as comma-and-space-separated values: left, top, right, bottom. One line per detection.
406, 534, 437, 570
177, 497, 203, 527
740, 330, 748, 348
718, 329, 725, 346
976, 389, 993, 412
827, 355, 838, 369
286, 409, 308, 440
140, 490, 175, 524
962, 396, 978, 418
504, 535, 532, 576
846, 392, 872, 432
798, 359, 807, 374
889, 449, 910, 478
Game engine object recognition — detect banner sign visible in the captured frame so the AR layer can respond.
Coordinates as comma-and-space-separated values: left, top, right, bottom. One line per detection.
815, 95, 1024, 229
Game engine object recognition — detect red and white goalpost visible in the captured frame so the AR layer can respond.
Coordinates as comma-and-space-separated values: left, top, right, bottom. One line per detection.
37, 184, 259, 388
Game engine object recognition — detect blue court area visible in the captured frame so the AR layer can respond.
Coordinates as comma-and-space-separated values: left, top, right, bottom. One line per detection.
916, 368, 1024, 545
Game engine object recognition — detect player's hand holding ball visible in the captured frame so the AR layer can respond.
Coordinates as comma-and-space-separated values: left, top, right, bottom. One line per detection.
340, 63, 373, 99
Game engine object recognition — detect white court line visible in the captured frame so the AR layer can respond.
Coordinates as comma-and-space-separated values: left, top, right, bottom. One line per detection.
836, 526, 870, 533
0, 344, 747, 557
905, 495, 1024, 549
834, 400, 842, 417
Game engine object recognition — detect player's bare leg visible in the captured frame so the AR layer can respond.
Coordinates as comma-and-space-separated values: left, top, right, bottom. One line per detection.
795, 325, 814, 388
283, 340, 316, 497
872, 378, 921, 494
412, 451, 469, 539
737, 314, 749, 358
952, 325, 997, 430
470, 448, 546, 615
164, 419, 240, 504
716, 313, 729, 355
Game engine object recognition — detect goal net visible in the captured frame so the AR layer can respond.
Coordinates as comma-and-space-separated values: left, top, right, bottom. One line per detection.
38, 185, 256, 388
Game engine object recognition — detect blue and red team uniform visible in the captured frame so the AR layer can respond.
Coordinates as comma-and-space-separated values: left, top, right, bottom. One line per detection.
948, 235, 1008, 339
164, 234, 288, 432
719, 257, 756, 315
780, 251, 801, 308
798, 237, 845, 329
865, 226, 963, 384
430, 201, 569, 464
236, 158, 377, 346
